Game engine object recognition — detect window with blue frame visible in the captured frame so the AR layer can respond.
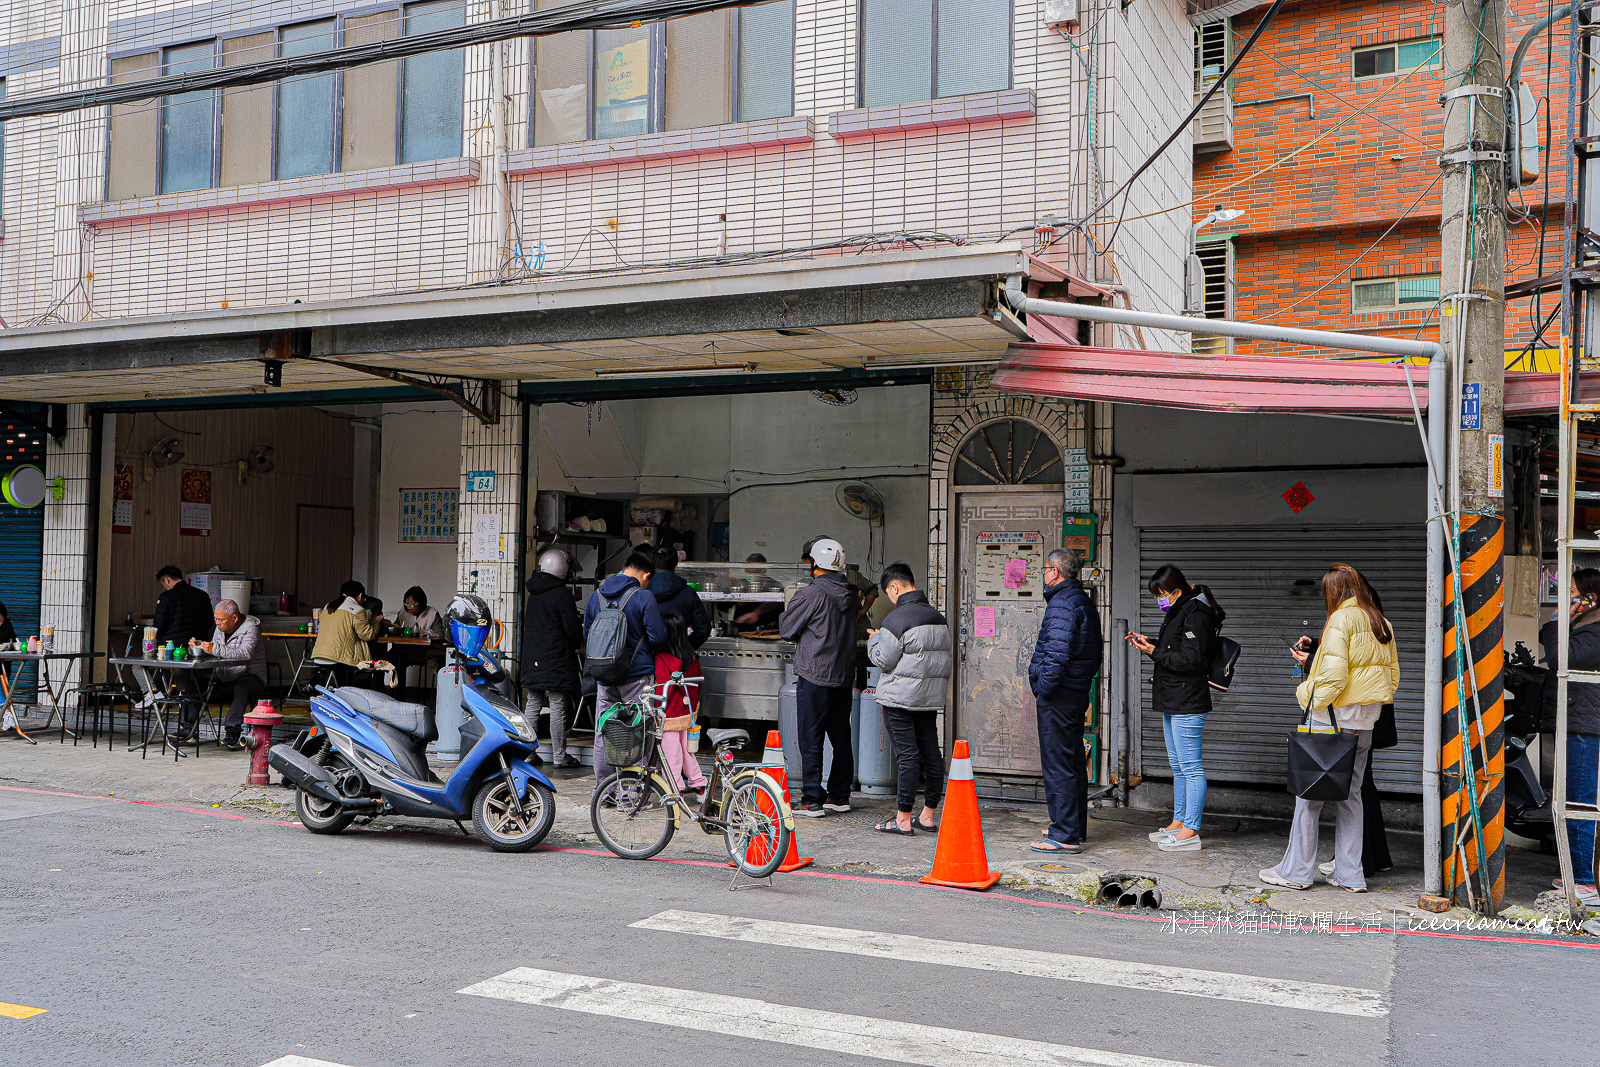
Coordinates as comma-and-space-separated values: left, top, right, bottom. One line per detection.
107, 3, 465, 200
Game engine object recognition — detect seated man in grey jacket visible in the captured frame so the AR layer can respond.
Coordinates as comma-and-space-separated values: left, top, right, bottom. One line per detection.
866, 562, 952, 835
191, 599, 268, 749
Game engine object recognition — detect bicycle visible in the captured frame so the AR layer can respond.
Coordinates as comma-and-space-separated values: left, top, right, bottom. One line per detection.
589, 672, 794, 877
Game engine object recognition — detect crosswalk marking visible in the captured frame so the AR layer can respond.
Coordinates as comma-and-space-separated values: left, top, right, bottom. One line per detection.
259, 1057, 360, 1067
630, 910, 1387, 1019
0, 1002, 47, 1020
462, 967, 1215, 1067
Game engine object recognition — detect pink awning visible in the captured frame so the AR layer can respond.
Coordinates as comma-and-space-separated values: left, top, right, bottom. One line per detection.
992, 343, 1599, 416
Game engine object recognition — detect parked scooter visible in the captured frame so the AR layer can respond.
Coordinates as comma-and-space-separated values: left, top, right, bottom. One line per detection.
1503, 641, 1556, 847
269, 594, 556, 852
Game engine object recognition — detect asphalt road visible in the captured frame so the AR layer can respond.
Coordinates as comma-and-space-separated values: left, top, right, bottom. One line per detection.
0, 783, 1595, 1067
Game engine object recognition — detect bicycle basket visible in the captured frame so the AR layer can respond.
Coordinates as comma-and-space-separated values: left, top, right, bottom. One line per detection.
598, 702, 648, 767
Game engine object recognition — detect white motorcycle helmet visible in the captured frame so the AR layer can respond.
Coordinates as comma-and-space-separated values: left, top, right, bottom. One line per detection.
809, 538, 846, 572
537, 548, 570, 579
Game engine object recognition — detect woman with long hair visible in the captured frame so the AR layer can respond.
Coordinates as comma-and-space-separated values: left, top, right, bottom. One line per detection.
1128, 564, 1224, 852
1262, 563, 1399, 893
653, 612, 709, 795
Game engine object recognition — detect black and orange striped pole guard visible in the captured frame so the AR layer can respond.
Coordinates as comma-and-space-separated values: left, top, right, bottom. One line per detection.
1440, 513, 1507, 911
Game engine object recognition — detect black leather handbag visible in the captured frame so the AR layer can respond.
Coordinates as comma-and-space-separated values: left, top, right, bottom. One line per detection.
1208, 635, 1242, 692
1371, 702, 1398, 750
1287, 694, 1359, 802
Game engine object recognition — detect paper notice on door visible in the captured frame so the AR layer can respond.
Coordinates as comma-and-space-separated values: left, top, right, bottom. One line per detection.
974, 605, 997, 638
1003, 558, 1028, 589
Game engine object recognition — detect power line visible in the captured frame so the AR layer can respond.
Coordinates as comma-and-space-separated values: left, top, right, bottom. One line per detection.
0, 0, 775, 122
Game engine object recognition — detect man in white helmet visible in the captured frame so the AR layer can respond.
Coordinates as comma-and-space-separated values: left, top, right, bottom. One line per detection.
779, 536, 859, 816
519, 549, 584, 767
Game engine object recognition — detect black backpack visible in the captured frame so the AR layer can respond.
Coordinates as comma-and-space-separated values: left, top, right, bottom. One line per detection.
585, 585, 643, 684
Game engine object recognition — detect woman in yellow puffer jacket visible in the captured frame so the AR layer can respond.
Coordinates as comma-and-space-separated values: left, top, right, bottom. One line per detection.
1261, 564, 1399, 894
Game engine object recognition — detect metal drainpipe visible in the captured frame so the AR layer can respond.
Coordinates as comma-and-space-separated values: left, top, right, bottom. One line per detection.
1004, 282, 1450, 890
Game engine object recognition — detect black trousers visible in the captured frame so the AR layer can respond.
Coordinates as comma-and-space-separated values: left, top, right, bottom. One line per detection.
797, 677, 853, 807
881, 705, 946, 813
1361, 746, 1392, 875
1036, 689, 1090, 845
214, 675, 267, 731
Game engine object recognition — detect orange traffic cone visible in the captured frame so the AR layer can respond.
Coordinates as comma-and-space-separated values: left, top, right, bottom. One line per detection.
731, 730, 814, 872
919, 740, 1001, 890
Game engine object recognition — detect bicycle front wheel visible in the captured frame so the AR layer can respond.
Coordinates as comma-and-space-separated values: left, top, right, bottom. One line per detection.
722, 772, 791, 878
591, 770, 676, 860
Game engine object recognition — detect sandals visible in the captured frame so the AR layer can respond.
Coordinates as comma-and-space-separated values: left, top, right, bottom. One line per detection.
1030, 839, 1081, 854
875, 820, 916, 835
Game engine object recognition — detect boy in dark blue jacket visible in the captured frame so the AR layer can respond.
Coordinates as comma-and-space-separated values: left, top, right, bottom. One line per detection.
583, 548, 667, 780
1028, 548, 1103, 853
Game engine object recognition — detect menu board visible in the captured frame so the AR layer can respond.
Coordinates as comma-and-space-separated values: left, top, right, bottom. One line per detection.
974, 531, 1044, 600
400, 487, 459, 544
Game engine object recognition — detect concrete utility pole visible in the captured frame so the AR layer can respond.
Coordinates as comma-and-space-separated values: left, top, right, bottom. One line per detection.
1436, 0, 1509, 913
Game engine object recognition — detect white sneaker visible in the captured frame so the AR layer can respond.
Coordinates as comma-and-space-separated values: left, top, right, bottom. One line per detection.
822, 801, 852, 813
1159, 833, 1202, 852
1259, 867, 1312, 891
1148, 829, 1179, 842
1318, 860, 1335, 876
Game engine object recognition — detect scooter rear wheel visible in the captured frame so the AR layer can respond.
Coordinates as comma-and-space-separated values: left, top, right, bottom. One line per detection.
472, 778, 556, 852
591, 770, 675, 860
296, 787, 356, 834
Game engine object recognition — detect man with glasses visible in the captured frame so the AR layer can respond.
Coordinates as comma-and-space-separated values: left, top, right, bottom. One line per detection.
1028, 548, 1102, 855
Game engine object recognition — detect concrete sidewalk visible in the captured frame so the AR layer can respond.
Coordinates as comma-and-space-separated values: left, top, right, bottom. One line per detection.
0, 707, 1572, 926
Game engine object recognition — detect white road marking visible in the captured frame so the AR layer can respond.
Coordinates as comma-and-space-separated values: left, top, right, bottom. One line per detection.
630, 910, 1387, 1018
461, 967, 1216, 1067
259, 1058, 361, 1067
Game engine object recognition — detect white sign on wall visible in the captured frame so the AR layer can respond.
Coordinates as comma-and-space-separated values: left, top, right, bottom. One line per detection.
470, 512, 503, 562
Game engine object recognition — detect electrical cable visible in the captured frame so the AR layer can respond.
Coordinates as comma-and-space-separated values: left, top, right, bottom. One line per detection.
1244, 38, 1433, 148
1073, 0, 1286, 255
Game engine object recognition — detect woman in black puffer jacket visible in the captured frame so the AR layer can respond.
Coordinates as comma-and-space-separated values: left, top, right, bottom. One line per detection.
1129, 565, 1222, 853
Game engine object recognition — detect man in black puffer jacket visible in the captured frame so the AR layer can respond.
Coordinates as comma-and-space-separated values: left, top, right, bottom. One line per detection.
1028, 549, 1103, 853
521, 550, 584, 768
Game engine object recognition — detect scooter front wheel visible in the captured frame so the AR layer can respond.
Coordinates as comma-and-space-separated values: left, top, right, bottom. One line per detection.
591, 770, 675, 860
296, 787, 356, 835
473, 778, 556, 852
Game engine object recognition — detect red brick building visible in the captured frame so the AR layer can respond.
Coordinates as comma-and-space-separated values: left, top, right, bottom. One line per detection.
1191, 0, 1562, 365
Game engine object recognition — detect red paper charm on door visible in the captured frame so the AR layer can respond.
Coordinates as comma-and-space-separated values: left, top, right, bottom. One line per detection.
1281, 481, 1315, 514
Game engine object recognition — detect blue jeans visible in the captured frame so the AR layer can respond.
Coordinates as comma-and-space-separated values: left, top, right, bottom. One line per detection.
1162, 712, 1208, 831
1569, 734, 1599, 887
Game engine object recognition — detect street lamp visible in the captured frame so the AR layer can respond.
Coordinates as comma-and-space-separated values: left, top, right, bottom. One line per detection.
1185, 206, 1246, 314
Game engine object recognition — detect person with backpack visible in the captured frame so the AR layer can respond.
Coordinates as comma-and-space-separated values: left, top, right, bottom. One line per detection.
654, 612, 709, 795
1128, 564, 1221, 853
583, 548, 667, 781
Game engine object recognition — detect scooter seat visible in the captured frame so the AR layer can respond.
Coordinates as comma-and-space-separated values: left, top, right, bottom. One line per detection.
334, 686, 438, 742
706, 727, 749, 749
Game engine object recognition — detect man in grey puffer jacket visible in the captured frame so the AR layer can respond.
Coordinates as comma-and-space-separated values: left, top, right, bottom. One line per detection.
867, 562, 951, 835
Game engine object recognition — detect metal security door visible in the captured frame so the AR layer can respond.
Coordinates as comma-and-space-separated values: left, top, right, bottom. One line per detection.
1136, 524, 1425, 792
956, 491, 1064, 777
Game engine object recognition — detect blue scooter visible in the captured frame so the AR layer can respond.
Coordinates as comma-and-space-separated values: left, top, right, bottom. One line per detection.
269, 594, 557, 852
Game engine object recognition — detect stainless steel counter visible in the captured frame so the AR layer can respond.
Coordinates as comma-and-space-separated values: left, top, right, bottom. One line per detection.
698, 635, 794, 722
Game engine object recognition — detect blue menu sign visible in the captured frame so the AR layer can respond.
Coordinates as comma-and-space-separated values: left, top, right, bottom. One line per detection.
466, 470, 497, 493
1460, 383, 1481, 430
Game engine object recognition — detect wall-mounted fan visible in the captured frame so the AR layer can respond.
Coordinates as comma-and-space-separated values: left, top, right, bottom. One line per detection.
836, 481, 885, 527
144, 437, 184, 482
811, 387, 859, 407
238, 443, 276, 485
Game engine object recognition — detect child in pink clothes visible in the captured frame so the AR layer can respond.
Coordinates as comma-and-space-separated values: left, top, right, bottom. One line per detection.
653, 613, 709, 794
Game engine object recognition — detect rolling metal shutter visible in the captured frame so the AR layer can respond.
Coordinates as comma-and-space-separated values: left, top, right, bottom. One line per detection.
0, 420, 46, 699
1137, 524, 1425, 793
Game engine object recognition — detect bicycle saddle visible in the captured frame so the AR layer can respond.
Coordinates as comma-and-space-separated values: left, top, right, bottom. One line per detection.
705, 727, 749, 749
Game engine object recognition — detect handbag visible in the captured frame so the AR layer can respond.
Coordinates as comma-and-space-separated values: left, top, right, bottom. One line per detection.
1208, 635, 1242, 692
1286, 677, 1359, 801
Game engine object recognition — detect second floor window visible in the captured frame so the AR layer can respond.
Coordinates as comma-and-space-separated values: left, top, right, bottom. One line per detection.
1352, 37, 1440, 81
107, 2, 465, 201
532, 0, 794, 147
860, 0, 1012, 108
1352, 273, 1440, 312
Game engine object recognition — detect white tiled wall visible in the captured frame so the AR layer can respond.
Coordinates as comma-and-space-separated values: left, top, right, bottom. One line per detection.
41, 404, 92, 695
0, 0, 1192, 324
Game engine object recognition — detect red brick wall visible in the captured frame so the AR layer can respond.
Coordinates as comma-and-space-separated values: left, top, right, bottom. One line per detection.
1193, 0, 1565, 357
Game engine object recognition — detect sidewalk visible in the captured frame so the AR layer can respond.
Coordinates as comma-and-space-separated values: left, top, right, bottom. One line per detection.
0, 709, 1571, 925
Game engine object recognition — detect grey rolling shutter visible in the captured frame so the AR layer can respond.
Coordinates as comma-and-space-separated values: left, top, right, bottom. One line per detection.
1137, 524, 1425, 793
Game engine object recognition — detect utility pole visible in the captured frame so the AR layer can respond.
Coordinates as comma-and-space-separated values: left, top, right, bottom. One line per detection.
1437, 0, 1508, 913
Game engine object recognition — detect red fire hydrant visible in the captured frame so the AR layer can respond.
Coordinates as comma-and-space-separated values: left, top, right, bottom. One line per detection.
243, 700, 283, 786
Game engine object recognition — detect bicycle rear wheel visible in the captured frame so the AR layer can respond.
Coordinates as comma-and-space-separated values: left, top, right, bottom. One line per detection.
722, 772, 791, 877
591, 769, 675, 860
